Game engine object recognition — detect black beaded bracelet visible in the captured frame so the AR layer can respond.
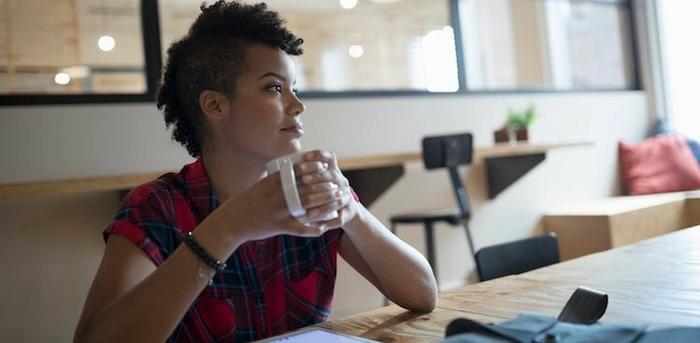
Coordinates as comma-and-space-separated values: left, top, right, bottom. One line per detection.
181, 232, 227, 273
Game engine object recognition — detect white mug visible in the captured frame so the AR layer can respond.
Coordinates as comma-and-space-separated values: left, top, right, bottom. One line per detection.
266, 152, 338, 223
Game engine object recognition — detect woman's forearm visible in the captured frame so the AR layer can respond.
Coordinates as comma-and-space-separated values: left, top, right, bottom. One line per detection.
342, 206, 438, 311
76, 212, 246, 343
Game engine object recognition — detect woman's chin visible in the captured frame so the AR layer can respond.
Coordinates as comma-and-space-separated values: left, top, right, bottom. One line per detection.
289, 140, 302, 153
270, 142, 302, 159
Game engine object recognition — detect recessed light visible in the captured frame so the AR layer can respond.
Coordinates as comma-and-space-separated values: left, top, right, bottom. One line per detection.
348, 45, 364, 58
339, 0, 358, 10
54, 72, 71, 85
98, 35, 116, 52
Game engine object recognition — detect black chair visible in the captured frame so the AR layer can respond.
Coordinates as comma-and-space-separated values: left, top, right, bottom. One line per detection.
389, 133, 476, 286
475, 233, 560, 281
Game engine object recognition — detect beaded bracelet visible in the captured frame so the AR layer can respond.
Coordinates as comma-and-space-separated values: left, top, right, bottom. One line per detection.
181, 232, 227, 273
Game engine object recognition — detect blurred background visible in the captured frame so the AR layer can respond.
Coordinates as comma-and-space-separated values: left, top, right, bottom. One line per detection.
1, 0, 698, 341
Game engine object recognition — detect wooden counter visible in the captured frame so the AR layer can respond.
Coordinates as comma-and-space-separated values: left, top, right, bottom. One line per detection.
0, 141, 592, 198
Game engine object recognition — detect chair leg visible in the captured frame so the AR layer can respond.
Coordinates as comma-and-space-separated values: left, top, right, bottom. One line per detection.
461, 220, 476, 255
425, 222, 438, 286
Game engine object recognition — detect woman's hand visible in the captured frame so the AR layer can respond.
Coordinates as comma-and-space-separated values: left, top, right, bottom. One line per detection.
296, 150, 359, 229
217, 156, 340, 242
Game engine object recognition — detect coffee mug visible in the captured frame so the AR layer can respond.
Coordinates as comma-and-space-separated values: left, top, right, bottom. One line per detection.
266, 152, 338, 223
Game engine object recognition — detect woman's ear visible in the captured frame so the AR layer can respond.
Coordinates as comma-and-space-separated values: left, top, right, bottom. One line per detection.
199, 90, 230, 121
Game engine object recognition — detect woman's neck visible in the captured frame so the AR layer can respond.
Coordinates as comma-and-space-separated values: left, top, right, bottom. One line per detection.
201, 148, 267, 204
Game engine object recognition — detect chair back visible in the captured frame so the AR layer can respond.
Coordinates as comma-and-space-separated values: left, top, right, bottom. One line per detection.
475, 233, 560, 281
421, 133, 473, 220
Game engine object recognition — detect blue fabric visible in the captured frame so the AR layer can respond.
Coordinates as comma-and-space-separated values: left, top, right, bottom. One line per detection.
442, 313, 700, 343
442, 314, 646, 343
650, 118, 700, 164
650, 118, 673, 135
687, 140, 700, 162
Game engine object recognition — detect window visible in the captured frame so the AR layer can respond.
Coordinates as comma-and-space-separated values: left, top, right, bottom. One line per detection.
458, 0, 637, 91
0, 0, 158, 104
657, 0, 700, 138
159, 0, 460, 94
1, 0, 640, 105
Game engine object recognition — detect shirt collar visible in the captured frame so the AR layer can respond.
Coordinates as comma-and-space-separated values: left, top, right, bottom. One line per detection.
183, 157, 219, 221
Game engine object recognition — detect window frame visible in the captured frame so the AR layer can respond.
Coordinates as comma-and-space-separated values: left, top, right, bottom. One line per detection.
0, 0, 640, 106
0, 0, 162, 106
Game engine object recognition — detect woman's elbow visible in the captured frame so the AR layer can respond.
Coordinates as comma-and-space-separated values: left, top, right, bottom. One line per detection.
407, 293, 437, 312
401, 285, 437, 312
415, 298, 437, 312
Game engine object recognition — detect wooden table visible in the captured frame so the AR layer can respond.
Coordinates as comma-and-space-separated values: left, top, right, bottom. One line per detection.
322, 226, 700, 342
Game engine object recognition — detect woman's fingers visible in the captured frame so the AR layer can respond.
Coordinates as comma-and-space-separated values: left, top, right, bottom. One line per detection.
299, 169, 334, 185
300, 187, 342, 209
303, 189, 352, 222
298, 181, 338, 196
294, 161, 328, 176
303, 150, 339, 169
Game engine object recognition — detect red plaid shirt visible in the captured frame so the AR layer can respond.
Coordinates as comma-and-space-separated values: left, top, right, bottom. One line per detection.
104, 158, 343, 342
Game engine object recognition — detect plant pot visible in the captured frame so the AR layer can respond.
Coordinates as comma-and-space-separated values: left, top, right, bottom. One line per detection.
494, 127, 511, 143
515, 128, 528, 141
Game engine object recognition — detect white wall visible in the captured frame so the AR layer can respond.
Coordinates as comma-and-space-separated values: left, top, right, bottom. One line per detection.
0, 91, 649, 340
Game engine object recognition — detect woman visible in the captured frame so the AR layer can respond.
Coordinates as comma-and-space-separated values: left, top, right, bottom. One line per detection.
74, 1, 437, 341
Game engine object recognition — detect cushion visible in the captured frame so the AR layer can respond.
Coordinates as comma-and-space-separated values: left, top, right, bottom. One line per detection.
619, 134, 700, 195
650, 118, 700, 164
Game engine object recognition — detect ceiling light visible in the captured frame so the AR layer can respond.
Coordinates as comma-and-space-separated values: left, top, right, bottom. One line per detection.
339, 0, 358, 10
98, 35, 116, 52
348, 45, 364, 58
54, 72, 71, 85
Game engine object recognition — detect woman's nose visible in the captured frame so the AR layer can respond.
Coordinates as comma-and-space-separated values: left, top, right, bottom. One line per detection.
288, 94, 305, 116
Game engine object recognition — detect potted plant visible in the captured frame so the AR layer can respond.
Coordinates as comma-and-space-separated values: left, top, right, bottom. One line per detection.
494, 104, 537, 143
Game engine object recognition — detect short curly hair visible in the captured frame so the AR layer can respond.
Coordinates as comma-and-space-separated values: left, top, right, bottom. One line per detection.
156, 0, 304, 157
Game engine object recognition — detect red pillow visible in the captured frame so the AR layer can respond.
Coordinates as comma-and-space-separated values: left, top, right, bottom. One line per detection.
619, 134, 700, 195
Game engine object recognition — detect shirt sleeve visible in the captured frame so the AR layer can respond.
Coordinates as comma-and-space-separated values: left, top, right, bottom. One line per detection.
103, 185, 181, 266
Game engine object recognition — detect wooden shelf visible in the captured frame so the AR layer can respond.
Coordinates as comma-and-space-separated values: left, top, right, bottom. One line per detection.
0, 141, 592, 198
474, 141, 592, 159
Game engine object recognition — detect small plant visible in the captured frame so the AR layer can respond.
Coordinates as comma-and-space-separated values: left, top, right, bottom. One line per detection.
506, 104, 537, 129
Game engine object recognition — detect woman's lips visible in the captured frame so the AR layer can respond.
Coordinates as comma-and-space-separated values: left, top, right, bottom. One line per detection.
280, 125, 304, 137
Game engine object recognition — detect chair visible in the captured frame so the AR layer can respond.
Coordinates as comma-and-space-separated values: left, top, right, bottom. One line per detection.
475, 233, 560, 281
389, 133, 476, 286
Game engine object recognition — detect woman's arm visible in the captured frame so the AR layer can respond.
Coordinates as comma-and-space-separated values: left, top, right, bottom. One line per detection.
297, 150, 437, 312
75, 161, 336, 342
338, 204, 438, 312
74, 206, 246, 343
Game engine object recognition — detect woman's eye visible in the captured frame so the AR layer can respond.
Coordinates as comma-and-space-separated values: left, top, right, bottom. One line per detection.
292, 88, 299, 95
267, 84, 283, 93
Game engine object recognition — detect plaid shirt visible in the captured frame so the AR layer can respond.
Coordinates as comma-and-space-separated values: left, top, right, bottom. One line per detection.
104, 158, 343, 342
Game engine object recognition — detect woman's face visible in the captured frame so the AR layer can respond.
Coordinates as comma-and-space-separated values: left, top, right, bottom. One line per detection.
219, 44, 305, 162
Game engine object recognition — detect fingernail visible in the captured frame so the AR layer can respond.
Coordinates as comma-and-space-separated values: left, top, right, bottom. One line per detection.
335, 190, 342, 198
322, 162, 329, 170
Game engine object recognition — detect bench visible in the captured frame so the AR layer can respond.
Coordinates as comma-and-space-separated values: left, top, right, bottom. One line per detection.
543, 191, 700, 260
